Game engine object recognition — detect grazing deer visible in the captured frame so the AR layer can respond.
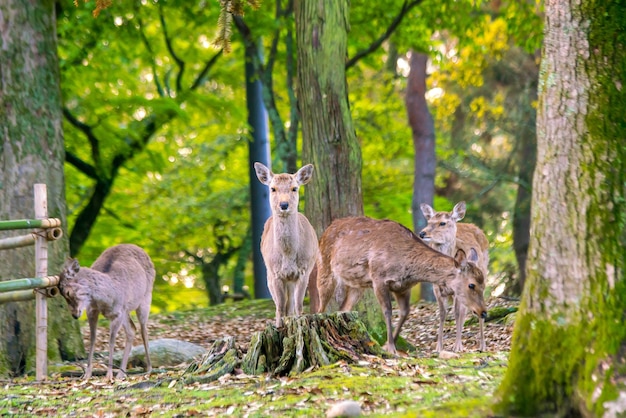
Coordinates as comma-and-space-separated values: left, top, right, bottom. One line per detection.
58, 244, 155, 380
316, 216, 487, 355
419, 201, 490, 352
254, 162, 319, 328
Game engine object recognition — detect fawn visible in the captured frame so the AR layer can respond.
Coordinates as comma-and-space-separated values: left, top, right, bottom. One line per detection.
316, 216, 487, 355
58, 244, 155, 380
254, 162, 319, 328
419, 201, 490, 351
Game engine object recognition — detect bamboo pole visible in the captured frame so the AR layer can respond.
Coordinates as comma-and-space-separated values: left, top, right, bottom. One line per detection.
0, 287, 59, 305
34, 184, 48, 381
0, 276, 60, 293
0, 218, 61, 231
0, 227, 63, 251
0, 233, 37, 250
0, 289, 37, 304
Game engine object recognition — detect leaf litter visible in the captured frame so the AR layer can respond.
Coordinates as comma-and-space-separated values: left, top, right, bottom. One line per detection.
0, 297, 517, 417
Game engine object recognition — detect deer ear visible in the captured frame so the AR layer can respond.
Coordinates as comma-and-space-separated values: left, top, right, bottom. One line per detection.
454, 248, 467, 268
420, 203, 435, 220
468, 247, 479, 263
296, 164, 314, 185
451, 202, 466, 221
64, 257, 80, 274
254, 162, 273, 185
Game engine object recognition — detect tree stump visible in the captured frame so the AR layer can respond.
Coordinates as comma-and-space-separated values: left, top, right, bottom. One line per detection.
242, 312, 385, 376
181, 336, 240, 384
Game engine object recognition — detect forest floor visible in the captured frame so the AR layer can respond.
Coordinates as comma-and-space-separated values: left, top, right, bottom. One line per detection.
1, 296, 518, 417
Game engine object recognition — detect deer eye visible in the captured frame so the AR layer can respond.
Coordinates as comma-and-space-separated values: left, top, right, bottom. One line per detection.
468, 283, 475, 290
439, 222, 446, 226
292, 187, 298, 192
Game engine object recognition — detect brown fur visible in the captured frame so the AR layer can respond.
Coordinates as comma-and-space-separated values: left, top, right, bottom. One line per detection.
420, 201, 490, 351
316, 216, 487, 355
254, 162, 319, 328
58, 244, 155, 380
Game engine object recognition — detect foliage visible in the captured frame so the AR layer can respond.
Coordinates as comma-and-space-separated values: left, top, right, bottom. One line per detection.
58, 0, 544, 309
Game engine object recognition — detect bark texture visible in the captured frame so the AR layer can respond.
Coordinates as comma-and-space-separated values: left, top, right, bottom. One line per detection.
405, 51, 436, 302
0, 0, 85, 376
497, 1, 626, 416
242, 313, 383, 376
295, 0, 384, 332
295, 0, 363, 229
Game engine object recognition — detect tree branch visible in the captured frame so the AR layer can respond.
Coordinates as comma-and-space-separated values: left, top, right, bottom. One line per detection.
190, 50, 223, 91
64, 150, 99, 180
137, 15, 165, 97
346, 0, 424, 70
159, 2, 185, 93
62, 107, 102, 168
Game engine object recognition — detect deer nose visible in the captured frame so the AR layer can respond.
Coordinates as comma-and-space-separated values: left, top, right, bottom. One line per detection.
279, 202, 289, 211
419, 231, 426, 239
481, 311, 487, 319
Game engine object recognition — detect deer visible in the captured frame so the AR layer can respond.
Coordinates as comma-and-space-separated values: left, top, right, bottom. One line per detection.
419, 201, 490, 352
254, 162, 319, 328
58, 244, 155, 380
316, 216, 487, 355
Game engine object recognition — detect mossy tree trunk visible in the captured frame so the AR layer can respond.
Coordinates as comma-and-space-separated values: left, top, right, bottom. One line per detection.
496, 1, 626, 416
294, 0, 383, 334
0, 0, 85, 376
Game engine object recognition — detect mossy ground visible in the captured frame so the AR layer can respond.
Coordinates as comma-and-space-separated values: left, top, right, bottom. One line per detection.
0, 298, 510, 417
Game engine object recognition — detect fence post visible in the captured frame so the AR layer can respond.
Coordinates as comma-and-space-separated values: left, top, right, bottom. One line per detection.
34, 184, 48, 381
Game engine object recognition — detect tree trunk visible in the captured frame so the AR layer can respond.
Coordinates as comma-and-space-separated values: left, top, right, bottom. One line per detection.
405, 50, 436, 302
510, 53, 539, 296
245, 39, 272, 300
295, 0, 384, 331
0, 0, 85, 376
497, 1, 626, 416
296, 0, 363, 227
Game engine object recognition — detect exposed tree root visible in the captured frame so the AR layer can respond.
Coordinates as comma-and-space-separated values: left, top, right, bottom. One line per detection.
242, 312, 385, 376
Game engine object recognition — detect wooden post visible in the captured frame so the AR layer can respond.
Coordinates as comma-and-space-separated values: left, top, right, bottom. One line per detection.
34, 184, 48, 381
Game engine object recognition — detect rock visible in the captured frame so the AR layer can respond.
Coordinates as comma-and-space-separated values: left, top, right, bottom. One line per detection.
326, 400, 362, 417
438, 350, 460, 359
114, 338, 207, 368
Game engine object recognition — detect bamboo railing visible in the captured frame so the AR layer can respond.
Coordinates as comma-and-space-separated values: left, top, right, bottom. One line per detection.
0, 184, 63, 381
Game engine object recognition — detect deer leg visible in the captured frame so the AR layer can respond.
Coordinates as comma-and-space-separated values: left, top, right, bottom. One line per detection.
316, 271, 337, 314
453, 297, 466, 352
85, 309, 99, 380
116, 315, 136, 379
339, 287, 365, 312
136, 304, 152, 373
391, 290, 412, 344
293, 275, 309, 317
373, 283, 396, 355
479, 316, 486, 351
106, 315, 125, 380
270, 280, 287, 328
434, 286, 446, 352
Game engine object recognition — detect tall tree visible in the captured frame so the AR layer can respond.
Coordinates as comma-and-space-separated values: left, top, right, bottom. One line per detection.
0, 0, 84, 376
497, 0, 626, 415
296, 0, 363, 229
405, 50, 436, 302
295, 0, 381, 323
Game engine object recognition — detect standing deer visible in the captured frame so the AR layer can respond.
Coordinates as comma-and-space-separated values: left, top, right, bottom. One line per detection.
316, 216, 487, 355
419, 201, 490, 352
254, 162, 319, 328
58, 244, 155, 380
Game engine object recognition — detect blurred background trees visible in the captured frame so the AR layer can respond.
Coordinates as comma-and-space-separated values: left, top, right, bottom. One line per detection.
57, 0, 543, 309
